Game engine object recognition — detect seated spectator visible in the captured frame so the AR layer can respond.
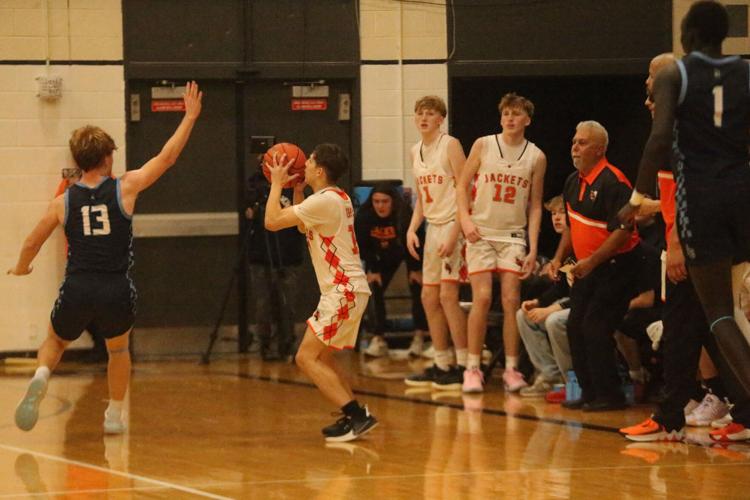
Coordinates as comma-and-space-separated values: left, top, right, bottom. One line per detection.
355, 182, 427, 357
613, 240, 663, 401
517, 195, 572, 397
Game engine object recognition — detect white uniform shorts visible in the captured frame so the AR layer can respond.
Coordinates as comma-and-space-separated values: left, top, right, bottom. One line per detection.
466, 239, 526, 275
307, 291, 369, 350
423, 221, 466, 286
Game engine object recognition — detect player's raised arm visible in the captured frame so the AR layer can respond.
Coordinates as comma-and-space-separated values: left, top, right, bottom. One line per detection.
120, 81, 203, 197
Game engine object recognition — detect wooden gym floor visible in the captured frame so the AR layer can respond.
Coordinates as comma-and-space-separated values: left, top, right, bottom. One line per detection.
1, 354, 749, 499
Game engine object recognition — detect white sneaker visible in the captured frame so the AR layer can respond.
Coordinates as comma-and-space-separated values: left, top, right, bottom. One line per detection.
364, 336, 388, 358
421, 344, 435, 359
686, 393, 729, 427
408, 335, 424, 357
684, 398, 701, 416
520, 377, 556, 398
103, 410, 127, 435
711, 413, 734, 429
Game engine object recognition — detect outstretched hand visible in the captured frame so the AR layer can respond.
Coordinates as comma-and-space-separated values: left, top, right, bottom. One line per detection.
183, 81, 203, 120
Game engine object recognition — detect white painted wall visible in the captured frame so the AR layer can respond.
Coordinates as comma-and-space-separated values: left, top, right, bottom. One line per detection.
0, 0, 124, 351
359, 0, 449, 187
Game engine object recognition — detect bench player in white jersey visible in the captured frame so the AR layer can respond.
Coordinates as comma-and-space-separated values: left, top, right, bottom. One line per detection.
457, 93, 547, 393
404, 95, 469, 390
264, 143, 377, 442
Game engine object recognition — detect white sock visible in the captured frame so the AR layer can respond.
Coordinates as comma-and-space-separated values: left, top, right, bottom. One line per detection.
629, 369, 645, 383
467, 354, 481, 371
434, 349, 453, 371
106, 400, 123, 418
33, 366, 50, 382
455, 348, 468, 368
505, 356, 518, 370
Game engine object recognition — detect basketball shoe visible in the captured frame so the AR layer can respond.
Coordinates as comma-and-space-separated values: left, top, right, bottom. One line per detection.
620, 417, 685, 442
364, 336, 388, 358
709, 422, 750, 442
324, 406, 378, 443
502, 367, 528, 392
432, 365, 464, 390
15, 378, 48, 431
462, 367, 484, 393
686, 393, 729, 426
404, 365, 442, 387
103, 409, 127, 434
520, 376, 559, 398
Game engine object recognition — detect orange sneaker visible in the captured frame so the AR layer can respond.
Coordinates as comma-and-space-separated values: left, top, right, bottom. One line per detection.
620, 417, 684, 442
709, 422, 750, 442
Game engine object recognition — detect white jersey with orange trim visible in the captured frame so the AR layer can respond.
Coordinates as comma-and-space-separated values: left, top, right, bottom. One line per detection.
470, 134, 542, 243
293, 187, 370, 297
412, 134, 457, 225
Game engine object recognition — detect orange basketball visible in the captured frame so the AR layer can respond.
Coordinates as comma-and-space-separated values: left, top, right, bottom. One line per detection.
262, 143, 306, 188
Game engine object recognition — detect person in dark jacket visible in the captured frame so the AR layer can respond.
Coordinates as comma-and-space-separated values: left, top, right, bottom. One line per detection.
355, 182, 428, 357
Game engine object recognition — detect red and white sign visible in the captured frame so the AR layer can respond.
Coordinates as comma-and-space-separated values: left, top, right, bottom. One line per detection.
151, 99, 185, 112
291, 98, 327, 111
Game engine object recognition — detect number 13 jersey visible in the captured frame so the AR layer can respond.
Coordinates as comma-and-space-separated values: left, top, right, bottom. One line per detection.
470, 134, 542, 242
65, 177, 133, 275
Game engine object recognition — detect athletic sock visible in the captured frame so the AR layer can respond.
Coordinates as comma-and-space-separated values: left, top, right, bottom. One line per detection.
467, 354, 481, 371
434, 349, 453, 371
505, 355, 518, 370
455, 348, 468, 368
33, 366, 50, 383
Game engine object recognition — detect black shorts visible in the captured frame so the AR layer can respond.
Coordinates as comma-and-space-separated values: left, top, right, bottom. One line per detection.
676, 166, 750, 265
50, 273, 136, 341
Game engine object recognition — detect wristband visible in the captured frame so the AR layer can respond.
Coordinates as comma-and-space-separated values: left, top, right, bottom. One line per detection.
629, 190, 644, 206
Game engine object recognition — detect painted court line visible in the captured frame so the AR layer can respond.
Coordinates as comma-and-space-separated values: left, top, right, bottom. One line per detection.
0, 485, 168, 498
0, 443, 232, 500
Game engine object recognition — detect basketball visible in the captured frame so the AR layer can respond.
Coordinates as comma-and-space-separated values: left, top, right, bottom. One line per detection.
262, 143, 306, 188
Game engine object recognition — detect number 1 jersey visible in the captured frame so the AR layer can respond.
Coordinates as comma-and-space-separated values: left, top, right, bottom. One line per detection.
65, 177, 133, 275
675, 52, 750, 178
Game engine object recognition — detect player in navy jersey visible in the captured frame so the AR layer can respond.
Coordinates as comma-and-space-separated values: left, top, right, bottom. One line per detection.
8, 81, 202, 433
619, 1, 750, 401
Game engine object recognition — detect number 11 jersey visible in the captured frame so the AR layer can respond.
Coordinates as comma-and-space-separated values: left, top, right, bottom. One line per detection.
412, 134, 457, 225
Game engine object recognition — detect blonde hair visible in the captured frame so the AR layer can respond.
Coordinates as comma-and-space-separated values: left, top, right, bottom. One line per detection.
498, 92, 534, 117
544, 195, 564, 212
69, 125, 117, 171
414, 95, 447, 117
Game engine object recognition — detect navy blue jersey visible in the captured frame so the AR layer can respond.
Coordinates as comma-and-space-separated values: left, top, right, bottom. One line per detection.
64, 177, 133, 274
674, 52, 750, 178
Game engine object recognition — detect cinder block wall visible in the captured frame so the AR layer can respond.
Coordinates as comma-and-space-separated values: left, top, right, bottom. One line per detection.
0, 0, 124, 351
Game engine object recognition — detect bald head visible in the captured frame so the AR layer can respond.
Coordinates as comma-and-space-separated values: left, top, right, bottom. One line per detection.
645, 53, 675, 115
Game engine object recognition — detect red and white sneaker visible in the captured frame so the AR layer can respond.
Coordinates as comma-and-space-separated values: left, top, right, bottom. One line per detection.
502, 368, 528, 392
620, 418, 684, 442
709, 422, 750, 442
